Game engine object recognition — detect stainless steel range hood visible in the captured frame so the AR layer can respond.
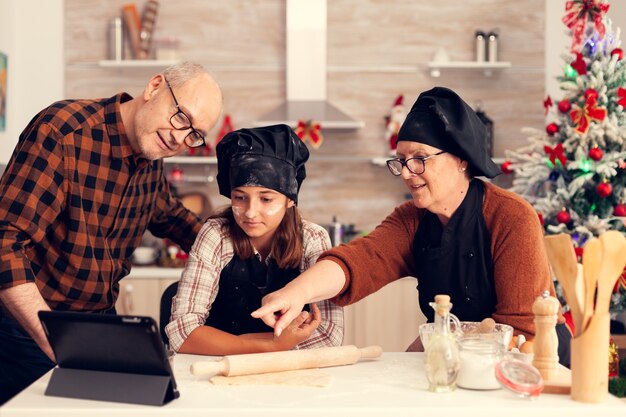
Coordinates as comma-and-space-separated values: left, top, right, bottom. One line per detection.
253, 0, 364, 130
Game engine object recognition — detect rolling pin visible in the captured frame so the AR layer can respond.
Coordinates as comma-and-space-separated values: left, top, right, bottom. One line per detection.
191, 345, 383, 377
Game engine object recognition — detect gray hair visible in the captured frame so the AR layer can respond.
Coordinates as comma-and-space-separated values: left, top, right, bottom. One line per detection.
162, 61, 210, 88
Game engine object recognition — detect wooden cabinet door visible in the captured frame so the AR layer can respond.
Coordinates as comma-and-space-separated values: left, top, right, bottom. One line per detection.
342, 277, 426, 352
116, 278, 179, 326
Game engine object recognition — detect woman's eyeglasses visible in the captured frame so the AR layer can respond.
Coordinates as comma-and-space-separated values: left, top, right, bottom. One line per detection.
386, 151, 446, 176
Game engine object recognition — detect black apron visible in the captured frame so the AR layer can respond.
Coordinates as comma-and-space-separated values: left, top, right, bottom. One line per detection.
411, 180, 572, 366
206, 254, 302, 335
412, 179, 497, 323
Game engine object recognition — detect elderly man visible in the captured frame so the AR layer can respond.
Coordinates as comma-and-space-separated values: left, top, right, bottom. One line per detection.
0, 61, 222, 404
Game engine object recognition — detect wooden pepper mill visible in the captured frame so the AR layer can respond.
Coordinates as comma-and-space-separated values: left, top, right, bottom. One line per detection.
531, 290, 559, 380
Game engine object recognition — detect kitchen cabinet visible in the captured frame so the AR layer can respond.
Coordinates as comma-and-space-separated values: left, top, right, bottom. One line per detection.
115, 267, 182, 324
342, 277, 426, 351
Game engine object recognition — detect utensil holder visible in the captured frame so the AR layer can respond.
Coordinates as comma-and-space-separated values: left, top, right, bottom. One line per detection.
571, 313, 610, 403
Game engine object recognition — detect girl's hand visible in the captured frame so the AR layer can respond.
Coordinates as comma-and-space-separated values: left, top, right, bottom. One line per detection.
272, 303, 321, 350
252, 286, 307, 336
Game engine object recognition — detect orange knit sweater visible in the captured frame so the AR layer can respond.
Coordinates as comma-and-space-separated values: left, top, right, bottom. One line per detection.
322, 180, 564, 338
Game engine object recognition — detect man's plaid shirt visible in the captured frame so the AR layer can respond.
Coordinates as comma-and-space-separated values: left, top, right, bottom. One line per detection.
0, 93, 202, 311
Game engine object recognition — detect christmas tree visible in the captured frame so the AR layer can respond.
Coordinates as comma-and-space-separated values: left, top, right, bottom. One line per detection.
504, 0, 626, 315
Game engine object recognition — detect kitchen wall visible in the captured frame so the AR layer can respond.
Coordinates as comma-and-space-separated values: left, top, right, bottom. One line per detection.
0, 0, 64, 162
64, 0, 546, 232
57, 1, 626, 349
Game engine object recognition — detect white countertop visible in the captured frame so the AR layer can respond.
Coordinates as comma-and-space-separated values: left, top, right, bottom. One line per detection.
126, 266, 183, 280
2, 353, 623, 416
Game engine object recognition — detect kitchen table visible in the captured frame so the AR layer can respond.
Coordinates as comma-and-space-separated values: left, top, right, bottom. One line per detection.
2, 352, 623, 416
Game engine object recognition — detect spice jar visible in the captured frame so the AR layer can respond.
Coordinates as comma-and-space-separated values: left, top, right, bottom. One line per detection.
456, 336, 503, 390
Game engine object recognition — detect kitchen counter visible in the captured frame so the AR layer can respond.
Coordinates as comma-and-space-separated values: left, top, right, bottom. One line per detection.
126, 266, 183, 280
2, 353, 623, 416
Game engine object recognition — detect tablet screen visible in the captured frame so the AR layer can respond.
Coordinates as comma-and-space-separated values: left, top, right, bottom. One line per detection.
39, 311, 173, 377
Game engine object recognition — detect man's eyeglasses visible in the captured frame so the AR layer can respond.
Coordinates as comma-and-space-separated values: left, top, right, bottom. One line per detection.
164, 77, 206, 148
386, 151, 446, 176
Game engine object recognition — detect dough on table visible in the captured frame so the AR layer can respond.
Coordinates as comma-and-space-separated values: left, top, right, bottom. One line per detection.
209, 368, 332, 387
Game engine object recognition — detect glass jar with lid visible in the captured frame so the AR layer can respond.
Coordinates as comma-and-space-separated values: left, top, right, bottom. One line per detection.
456, 336, 504, 390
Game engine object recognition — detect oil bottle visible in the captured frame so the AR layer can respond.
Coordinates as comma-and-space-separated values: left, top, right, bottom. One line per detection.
425, 294, 460, 392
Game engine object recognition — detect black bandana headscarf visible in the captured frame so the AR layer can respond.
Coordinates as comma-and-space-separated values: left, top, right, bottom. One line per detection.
216, 124, 309, 203
397, 87, 501, 178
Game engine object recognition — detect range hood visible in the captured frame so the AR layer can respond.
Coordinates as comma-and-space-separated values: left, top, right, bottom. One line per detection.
253, 0, 364, 130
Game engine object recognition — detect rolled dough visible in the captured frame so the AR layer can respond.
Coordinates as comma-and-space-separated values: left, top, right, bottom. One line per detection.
209, 368, 332, 387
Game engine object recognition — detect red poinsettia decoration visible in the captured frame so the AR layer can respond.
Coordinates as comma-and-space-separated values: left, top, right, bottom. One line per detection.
617, 87, 626, 107
544, 142, 567, 167
570, 91, 607, 134
562, 0, 610, 53
571, 52, 587, 75
543, 95, 553, 115
295, 119, 324, 149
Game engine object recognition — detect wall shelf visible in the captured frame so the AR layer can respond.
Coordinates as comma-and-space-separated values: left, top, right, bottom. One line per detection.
98, 59, 180, 68
428, 61, 512, 77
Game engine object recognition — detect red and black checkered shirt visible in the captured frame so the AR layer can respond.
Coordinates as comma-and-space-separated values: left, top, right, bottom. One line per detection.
0, 93, 202, 311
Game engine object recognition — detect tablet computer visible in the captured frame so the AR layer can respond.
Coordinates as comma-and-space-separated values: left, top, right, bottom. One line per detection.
38, 310, 179, 405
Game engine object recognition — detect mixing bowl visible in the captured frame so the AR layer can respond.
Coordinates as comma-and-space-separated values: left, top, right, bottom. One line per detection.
419, 321, 513, 349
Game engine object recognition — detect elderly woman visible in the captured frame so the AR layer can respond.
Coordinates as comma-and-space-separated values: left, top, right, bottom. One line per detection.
253, 87, 571, 366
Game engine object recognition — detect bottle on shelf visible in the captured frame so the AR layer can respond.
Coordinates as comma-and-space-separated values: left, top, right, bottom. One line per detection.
474, 31, 486, 62
108, 17, 124, 61
424, 294, 460, 392
487, 31, 499, 63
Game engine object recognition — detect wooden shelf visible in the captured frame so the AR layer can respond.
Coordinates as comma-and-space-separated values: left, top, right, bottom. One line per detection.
98, 59, 180, 68
428, 61, 512, 77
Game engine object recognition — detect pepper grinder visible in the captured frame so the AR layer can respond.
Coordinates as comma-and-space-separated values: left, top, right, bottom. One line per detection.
531, 290, 559, 380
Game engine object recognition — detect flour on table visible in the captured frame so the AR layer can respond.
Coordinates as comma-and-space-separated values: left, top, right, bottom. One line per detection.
210, 368, 332, 387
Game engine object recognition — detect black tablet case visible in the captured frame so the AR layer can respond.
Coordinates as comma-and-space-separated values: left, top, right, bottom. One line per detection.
38, 311, 179, 406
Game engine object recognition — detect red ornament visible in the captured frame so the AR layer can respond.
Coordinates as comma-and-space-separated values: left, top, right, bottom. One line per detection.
614, 203, 626, 217
556, 209, 571, 224
501, 161, 513, 174
588, 147, 603, 161
611, 48, 624, 60
558, 99, 572, 113
538, 212, 544, 226
546, 123, 559, 136
596, 182, 612, 198
584, 88, 598, 100
618, 87, 626, 108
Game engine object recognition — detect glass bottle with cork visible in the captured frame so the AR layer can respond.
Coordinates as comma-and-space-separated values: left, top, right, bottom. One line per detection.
424, 294, 460, 392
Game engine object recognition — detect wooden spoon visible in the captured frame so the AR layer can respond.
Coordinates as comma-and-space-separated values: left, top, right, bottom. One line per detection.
544, 234, 583, 333
595, 231, 626, 315
581, 238, 602, 332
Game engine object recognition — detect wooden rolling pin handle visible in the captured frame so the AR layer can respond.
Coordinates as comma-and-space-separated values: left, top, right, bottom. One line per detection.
359, 345, 383, 359
191, 360, 228, 377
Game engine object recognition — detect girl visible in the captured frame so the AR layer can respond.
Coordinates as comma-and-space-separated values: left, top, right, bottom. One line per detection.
165, 124, 343, 355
